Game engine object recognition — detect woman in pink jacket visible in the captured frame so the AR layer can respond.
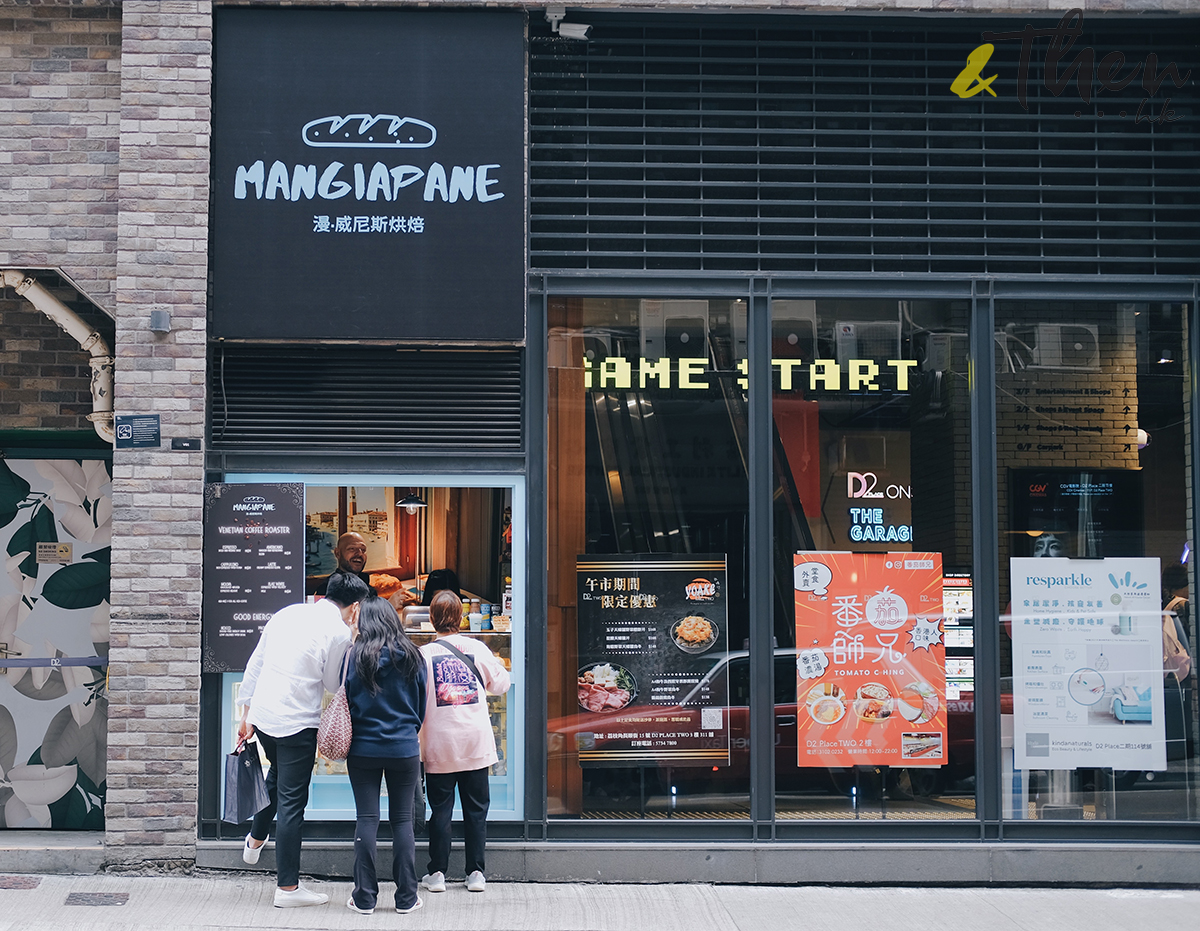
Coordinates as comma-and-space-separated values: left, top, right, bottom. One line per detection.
418, 590, 511, 894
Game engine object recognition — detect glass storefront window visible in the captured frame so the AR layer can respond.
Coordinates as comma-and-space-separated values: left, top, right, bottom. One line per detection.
772, 299, 977, 820
218, 474, 525, 821
998, 302, 1197, 822
547, 298, 751, 818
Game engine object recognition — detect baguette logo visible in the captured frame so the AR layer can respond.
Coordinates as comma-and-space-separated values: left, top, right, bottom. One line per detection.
302, 113, 437, 149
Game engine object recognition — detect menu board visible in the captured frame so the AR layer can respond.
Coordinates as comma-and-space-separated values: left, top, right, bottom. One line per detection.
202, 483, 304, 672
794, 552, 947, 767
1010, 557, 1166, 771
575, 555, 730, 766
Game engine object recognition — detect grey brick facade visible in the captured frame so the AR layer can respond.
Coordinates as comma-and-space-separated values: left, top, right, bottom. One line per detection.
0, 0, 121, 310
105, 0, 210, 867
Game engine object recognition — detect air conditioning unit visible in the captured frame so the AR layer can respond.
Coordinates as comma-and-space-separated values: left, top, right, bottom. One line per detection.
728, 299, 816, 361
580, 334, 612, 365
919, 332, 966, 373
1007, 324, 1100, 371
640, 300, 709, 359
771, 300, 818, 361
836, 321, 901, 365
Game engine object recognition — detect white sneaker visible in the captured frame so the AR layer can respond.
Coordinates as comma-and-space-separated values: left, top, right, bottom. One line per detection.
396, 896, 424, 914
420, 871, 446, 893
346, 895, 374, 915
242, 833, 266, 865
273, 885, 329, 908
466, 870, 486, 892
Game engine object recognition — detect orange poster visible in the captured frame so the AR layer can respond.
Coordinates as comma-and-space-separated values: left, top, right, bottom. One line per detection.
794, 552, 947, 767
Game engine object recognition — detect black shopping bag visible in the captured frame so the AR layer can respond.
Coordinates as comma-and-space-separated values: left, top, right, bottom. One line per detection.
222, 738, 270, 824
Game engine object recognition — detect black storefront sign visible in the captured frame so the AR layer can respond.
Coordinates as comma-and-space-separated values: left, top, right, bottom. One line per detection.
210, 9, 524, 341
575, 555, 731, 767
202, 483, 304, 672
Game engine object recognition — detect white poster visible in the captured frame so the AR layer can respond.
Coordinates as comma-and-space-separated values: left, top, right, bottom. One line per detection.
1010, 557, 1166, 771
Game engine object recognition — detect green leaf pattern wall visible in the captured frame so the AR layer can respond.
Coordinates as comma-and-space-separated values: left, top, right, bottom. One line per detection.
0, 459, 110, 830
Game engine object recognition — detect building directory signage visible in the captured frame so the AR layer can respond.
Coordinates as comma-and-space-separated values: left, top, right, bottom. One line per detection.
210, 9, 524, 341
202, 483, 305, 672
794, 552, 948, 767
1010, 469, 1144, 559
574, 555, 730, 766
1010, 557, 1166, 771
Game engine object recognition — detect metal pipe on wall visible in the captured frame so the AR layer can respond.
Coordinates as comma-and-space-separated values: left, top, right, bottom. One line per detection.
1, 269, 115, 444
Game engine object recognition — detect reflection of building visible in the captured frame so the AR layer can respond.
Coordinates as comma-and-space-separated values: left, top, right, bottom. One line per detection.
350, 510, 389, 536
305, 511, 339, 531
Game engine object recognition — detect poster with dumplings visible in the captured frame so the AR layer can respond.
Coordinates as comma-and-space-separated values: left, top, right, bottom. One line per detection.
794, 552, 947, 767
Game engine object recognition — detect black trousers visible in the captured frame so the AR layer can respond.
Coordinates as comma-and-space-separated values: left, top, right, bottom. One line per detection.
347, 755, 421, 911
425, 767, 490, 877
249, 727, 317, 889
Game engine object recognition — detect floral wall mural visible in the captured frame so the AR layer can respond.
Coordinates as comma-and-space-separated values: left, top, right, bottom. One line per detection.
0, 459, 110, 830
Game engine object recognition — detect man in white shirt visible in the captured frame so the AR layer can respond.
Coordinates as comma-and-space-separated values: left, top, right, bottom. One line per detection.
236, 571, 369, 908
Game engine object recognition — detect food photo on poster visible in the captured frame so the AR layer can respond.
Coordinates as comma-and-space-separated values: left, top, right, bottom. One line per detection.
572, 556, 731, 767
794, 552, 948, 768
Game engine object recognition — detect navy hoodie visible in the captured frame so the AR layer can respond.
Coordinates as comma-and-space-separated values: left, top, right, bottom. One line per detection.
345, 645, 427, 759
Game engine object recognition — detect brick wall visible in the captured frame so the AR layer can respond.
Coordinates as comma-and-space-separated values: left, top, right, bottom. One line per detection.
0, 0, 121, 311
995, 304, 1141, 673
0, 279, 110, 431
105, 0, 210, 868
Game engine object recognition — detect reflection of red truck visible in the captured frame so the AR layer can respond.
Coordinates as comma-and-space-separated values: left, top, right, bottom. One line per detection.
549, 649, 977, 799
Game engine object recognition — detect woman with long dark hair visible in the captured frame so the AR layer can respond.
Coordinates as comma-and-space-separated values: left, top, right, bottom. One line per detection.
343, 595, 427, 915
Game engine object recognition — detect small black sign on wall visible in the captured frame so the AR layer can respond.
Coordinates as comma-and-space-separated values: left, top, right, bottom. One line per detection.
210, 9, 525, 342
113, 414, 160, 449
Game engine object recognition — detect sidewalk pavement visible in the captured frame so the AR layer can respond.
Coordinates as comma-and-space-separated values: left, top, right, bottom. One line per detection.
0, 872, 1197, 931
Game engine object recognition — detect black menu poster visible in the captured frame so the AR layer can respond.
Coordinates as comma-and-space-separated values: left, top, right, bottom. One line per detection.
575, 555, 730, 766
202, 483, 304, 672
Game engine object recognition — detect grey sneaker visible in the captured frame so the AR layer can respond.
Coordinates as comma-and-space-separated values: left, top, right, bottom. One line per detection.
420, 871, 446, 893
466, 870, 486, 892
396, 896, 424, 914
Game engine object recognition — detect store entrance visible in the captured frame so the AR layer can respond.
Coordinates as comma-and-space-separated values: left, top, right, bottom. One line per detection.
217, 473, 525, 824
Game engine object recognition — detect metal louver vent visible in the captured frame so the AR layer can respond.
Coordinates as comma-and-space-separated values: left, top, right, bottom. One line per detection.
209, 346, 522, 451
530, 15, 1199, 275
